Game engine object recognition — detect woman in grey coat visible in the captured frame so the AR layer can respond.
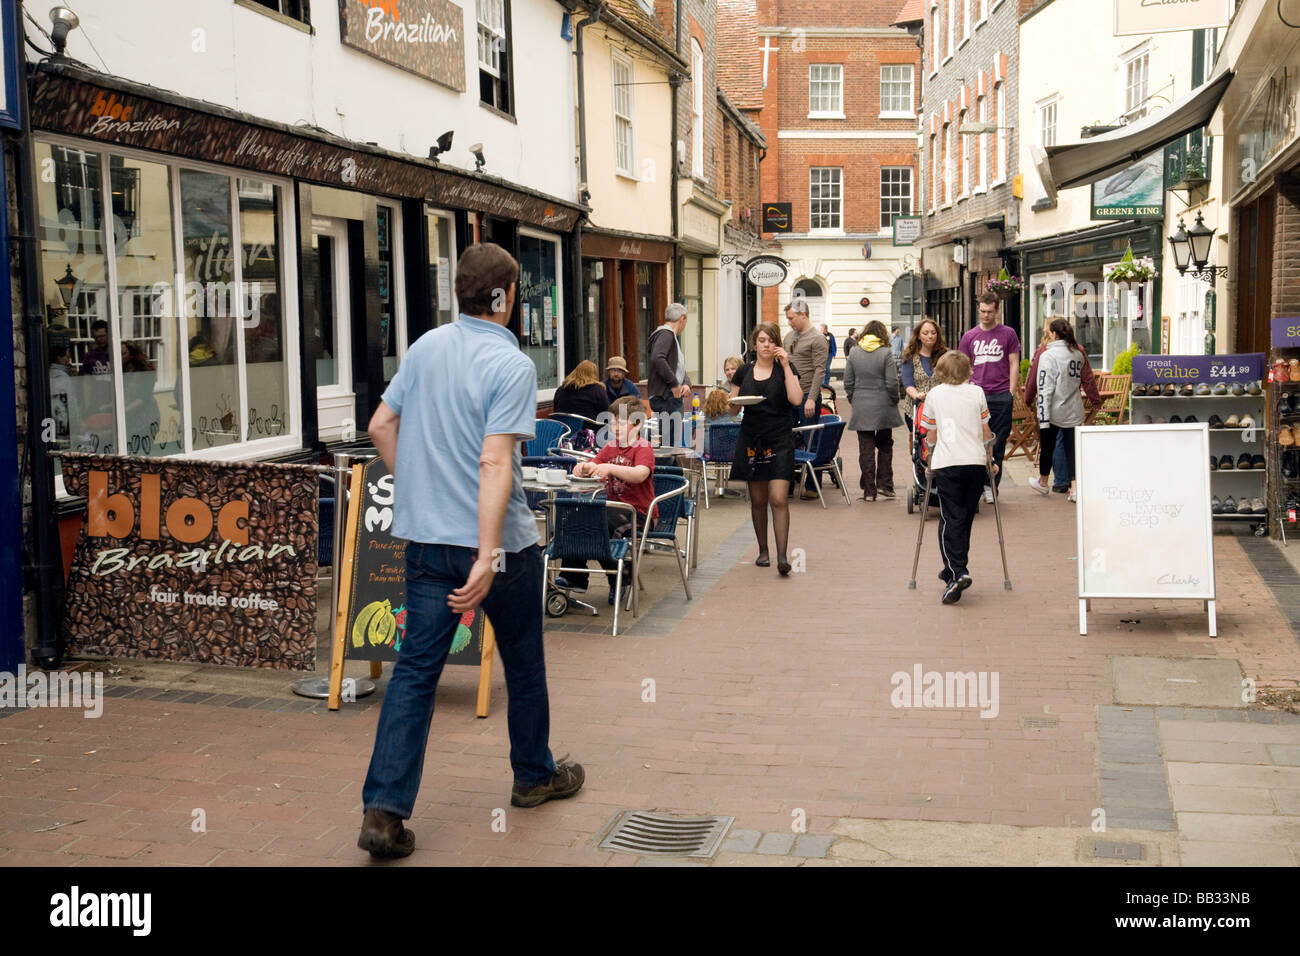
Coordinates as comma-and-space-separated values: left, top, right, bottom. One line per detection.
1028, 318, 1086, 502
844, 319, 902, 500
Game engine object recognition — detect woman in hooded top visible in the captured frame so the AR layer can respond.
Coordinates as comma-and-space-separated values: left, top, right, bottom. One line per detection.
843, 320, 902, 502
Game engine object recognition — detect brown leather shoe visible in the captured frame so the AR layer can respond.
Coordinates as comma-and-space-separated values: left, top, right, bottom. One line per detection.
511, 759, 585, 808
800, 490, 820, 500
357, 808, 415, 859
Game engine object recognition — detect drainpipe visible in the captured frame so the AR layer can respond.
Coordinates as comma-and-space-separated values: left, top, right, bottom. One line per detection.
15, 47, 65, 668
670, 0, 683, 305
574, 2, 602, 196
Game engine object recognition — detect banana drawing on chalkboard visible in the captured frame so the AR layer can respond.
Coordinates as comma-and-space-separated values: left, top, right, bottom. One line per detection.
352, 599, 397, 649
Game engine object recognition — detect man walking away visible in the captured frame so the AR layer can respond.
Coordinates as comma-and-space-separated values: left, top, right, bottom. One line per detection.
648, 303, 691, 446
783, 299, 829, 499
358, 243, 583, 860
821, 323, 837, 387
958, 292, 1020, 503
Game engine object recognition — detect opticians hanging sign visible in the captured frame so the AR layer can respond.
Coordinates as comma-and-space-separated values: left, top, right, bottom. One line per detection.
339, 0, 467, 92
744, 255, 789, 288
1113, 0, 1230, 37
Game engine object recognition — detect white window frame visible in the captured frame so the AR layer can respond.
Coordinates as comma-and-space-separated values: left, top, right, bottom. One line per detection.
943, 124, 954, 207
930, 134, 939, 212
809, 166, 843, 232
518, 226, 565, 402
993, 81, 1007, 185
691, 39, 705, 176
425, 205, 459, 326
977, 0, 988, 26
946, 0, 955, 61
1121, 43, 1150, 122
961, 0, 971, 44
809, 64, 845, 118
880, 166, 913, 231
959, 114, 970, 197
477, 0, 505, 77
930, 6, 940, 77
976, 95, 988, 193
611, 50, 636, 179
1036, 94, 1059, 149
880, 64, 915, 118
310, 216, 354, 437
40, 134, 303, 492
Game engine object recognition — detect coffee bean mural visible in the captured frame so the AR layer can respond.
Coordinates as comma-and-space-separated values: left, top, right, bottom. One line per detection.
60, 453, 319, 670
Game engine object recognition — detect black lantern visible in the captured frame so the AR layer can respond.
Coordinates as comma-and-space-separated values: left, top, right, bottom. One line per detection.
1188, 211, 1215, 270
54, 264, 77, 308
1168, 219, 1191, 275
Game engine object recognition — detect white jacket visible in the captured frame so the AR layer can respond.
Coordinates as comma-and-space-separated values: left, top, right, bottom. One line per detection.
1034, 340, 1086, 428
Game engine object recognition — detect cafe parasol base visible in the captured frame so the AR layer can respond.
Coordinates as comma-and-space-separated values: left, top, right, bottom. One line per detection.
291, 676, 376, 700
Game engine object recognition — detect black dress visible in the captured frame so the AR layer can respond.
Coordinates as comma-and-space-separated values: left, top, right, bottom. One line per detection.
730, 361, 797, 483
552, 382, 611, 421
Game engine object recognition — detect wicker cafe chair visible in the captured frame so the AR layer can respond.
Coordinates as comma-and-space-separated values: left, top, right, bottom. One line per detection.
541, 499, 639, 636
524, 418, 570, 457
1089, 372, 1131, 425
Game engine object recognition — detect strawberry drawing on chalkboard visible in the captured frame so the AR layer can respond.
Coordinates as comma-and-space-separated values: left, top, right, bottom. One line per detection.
451, 610, 475, 654
392, 604, 407, 652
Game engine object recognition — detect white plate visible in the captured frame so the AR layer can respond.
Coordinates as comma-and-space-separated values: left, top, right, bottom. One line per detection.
567, 475, 604, 484
729, 395, 765, 406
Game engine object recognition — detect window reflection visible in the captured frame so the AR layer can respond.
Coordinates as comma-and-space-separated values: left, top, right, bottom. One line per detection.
239, 179, 288, 440
518, 233, 560, 390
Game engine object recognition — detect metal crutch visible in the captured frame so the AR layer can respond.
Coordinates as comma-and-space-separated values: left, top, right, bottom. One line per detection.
985, 457, 1013, 591
907, 464, 935, 589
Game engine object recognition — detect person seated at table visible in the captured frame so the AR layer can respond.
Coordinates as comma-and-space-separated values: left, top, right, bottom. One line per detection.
554, 360, 611, 422
604, 356, 641, 405
702, 387, 739, 425
555, 396, 655, 604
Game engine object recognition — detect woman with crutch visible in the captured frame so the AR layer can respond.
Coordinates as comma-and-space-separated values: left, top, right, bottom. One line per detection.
729, 321, 804, 576
918, 351, 996, 604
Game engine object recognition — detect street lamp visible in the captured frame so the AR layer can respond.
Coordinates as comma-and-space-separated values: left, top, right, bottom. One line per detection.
54, 264, 77, 308
1188, 212, 1215, 270
1168, 219, 1192, 274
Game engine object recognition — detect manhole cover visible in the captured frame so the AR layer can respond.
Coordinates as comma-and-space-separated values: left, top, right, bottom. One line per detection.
1021, 716, 1059, 729
1093, 841, 1144, 861
597, 811, 734, 858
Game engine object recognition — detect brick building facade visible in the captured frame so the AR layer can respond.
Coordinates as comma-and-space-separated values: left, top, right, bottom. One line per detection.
915, 0, 1031, 347
746, 0, 922, 374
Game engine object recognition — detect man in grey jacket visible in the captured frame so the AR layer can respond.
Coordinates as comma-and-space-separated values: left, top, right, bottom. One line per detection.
648, 303, 691, 444
783, 299, 830, 498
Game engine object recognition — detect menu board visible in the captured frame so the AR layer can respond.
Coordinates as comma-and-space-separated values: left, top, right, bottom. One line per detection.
1076, 424, 1216, 632
339, 457, 486, 667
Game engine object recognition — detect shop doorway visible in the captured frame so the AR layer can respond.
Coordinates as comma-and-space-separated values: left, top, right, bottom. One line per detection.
310, 217, 355, 440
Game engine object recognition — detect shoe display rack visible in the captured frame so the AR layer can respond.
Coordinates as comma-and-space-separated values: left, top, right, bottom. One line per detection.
1271, 355, 1300, 542
1131, 380, 1269, 536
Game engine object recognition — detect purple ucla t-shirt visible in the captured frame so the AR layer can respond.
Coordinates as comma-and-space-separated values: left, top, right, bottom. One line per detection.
959, 324, 1021, 395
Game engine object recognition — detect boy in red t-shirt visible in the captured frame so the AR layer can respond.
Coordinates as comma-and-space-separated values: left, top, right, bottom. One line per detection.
557, 396, 655, 603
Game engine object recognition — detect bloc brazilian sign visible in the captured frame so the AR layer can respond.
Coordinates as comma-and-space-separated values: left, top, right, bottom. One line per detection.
341, 457, 485, 666
61, 454, 319, 669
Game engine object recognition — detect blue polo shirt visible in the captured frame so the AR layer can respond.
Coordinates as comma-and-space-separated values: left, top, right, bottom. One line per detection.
382, 313, 538, 552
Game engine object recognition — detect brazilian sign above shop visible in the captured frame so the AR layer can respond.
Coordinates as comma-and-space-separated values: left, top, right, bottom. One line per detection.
60, 454, 320, 670
1092, 151, 1165, 220
339, 0, 466, 92
29, 66, 583, 232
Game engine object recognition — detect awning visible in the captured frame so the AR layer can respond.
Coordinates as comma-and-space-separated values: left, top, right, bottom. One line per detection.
1044, 69, 1233, 192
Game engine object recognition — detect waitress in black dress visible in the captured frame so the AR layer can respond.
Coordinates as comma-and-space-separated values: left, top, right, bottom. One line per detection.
729, 321, 804, 576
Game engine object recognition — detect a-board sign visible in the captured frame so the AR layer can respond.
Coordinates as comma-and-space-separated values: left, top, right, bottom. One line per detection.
1076, 424, 1216, 634
340, 457, 487, 666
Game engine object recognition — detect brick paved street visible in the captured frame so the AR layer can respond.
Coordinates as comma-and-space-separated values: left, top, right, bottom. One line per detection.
4, 411, 1300, 867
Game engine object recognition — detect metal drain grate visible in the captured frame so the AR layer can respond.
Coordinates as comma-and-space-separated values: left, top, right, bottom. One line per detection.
1021, 716, 1059, 730
597, 810, 734, 858
1093, 840, 1144, 861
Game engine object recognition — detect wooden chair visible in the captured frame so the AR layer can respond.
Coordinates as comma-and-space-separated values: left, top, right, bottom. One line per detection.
1088, 372, 1131, 425
1005, 387, 1040, 462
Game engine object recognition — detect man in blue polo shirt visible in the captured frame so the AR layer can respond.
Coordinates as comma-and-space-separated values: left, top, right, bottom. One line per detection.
357, 243, 584, 860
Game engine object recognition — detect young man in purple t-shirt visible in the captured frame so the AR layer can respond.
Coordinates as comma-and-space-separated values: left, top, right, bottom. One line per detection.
958, 292, 1020, 501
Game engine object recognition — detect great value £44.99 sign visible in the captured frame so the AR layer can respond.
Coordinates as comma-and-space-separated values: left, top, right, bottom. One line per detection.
1131, 353, 1264, 385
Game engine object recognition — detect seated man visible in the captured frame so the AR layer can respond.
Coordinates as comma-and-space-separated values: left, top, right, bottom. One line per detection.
556, 396, 655, 605
604, 356, 641, 405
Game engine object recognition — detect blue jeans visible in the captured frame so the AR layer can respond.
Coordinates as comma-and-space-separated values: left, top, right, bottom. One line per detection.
362, 542, 555, 819
1051, 431, 1072, 488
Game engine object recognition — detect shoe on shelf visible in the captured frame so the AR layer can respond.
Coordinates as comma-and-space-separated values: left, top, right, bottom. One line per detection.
357, 809, 416, 860
1213, 382, 1228, 395
1163, 384, 1178, 397
1224, 414, 1242, 428
1284, 451, 1298, 479
1248, 380, 1263, 396
1211, 496, 1223, 514
1208, 414, 1224, 429
1219, 455, 1235, 471
1237, 498, 1254, 515
1237, 453, 1254, 471
1195, 383, 1212, 396
1250, 497, 1267, 515
1180, 384, 1195, 396
1240, 415, 1256, 431
1282, 425, 1296, 447
1290, 358, 1300, 381
1169, 415, 1183, 424
1253, 454, 1266, 470
1209, 455, 1217, 471
982, 486, 994, 504
1183, 415, 1198, 424
1142, 415, 1154, 424
1230, 382, 1246, 396
1028, 477, 1050, 495
1224, 495, 1238, 513
1133, 383, 1148, 396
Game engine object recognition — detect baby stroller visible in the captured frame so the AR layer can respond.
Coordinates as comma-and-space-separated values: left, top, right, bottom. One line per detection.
906, 397, 940, 516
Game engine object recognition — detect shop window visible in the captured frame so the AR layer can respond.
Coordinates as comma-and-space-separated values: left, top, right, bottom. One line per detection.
245, 0, 310, 25
612, 52, 635, 177
38, 140, 295, 480
809, 64, 843, 117
477, 0, 513, 115
810, 167, 842, 230
518, 230, 562, 393
881, 167, 913, 231
1122, 45, 1149, 122
426, 209, 457, 328
377, 205, 401, 384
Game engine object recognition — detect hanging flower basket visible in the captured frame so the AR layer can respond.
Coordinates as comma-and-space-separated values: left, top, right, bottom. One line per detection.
1105, 244, 1158, 283
986, 275, 1024, 299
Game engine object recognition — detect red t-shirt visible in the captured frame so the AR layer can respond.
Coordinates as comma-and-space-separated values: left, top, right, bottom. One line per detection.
593, 439, 656, 518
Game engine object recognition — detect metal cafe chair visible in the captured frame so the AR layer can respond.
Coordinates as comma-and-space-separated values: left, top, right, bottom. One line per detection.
540, 499, 640, 636
635, 473, 691, 602
524, 418, 570, 457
